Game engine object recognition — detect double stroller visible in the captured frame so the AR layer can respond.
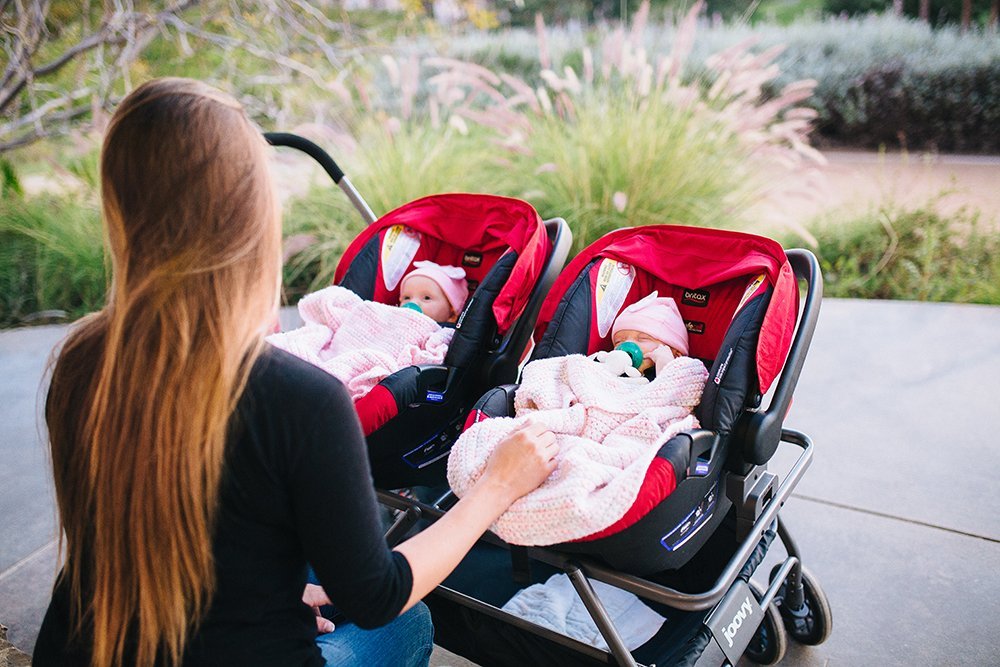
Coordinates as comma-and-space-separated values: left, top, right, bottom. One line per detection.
267, 132, 831, 666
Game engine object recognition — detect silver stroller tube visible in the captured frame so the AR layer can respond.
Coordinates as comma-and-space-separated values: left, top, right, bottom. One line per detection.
263, 132, 377, 226
337, 176, 376, 225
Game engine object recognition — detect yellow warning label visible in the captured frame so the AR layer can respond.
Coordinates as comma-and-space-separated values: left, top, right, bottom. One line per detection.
381, 225, 421, 290
735, 273, 766, 314
595, 259, 636, 337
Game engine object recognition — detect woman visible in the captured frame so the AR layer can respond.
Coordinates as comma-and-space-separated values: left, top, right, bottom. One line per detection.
34, 78, 557, 667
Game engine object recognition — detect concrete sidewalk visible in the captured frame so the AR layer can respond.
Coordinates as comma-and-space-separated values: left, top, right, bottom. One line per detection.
2, 299, 999, 664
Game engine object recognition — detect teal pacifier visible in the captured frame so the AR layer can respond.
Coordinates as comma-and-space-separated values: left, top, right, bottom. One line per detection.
615, 341, 644, 369
401, 302, 423, 313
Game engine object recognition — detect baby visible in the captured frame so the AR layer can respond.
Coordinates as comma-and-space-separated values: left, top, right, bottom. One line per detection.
399, 260, 469, 323
448, 288, 707, 546
599, 291, 690, 378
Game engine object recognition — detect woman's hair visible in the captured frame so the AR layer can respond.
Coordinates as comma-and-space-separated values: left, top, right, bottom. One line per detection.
46, 77, 281, 667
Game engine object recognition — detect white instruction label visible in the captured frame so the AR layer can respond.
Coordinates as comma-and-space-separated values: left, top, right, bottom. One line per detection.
381, 225, 421, 291
595, 258, 636, 338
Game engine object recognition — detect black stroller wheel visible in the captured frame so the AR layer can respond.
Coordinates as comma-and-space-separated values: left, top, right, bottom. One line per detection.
743, 580, 788, 665
769, 564, 833, 646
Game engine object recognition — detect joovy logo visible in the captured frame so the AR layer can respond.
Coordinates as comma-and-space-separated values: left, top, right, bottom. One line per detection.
723, 595, 754, 648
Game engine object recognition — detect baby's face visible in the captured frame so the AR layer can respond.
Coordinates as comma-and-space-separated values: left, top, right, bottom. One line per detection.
612, 329, 674, 372
400, 275, 455, 322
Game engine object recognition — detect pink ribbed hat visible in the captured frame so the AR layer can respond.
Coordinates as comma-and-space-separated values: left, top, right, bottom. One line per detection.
401, 261, 470, 315
611, 291, 689, 356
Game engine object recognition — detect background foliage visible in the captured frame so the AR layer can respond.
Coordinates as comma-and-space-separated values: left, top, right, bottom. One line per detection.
2, 1, 998, 327
790, 201, 1000, 304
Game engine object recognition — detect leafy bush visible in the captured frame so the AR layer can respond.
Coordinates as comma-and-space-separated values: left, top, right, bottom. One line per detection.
446, 14, 1000, 153
772, 16, 1000, 151
787, 201, 1000, 304
424, 2, 822, 252
827, 0, 997, 28
0, 195, 106, 326
824, 0, 892, 15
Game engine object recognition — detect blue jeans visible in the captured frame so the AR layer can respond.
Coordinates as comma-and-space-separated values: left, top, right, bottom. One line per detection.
314, 601, 434, 667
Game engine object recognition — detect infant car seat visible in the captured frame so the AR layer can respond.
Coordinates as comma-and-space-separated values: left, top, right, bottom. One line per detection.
466, 225, 799, 575
335, 193, 571, 489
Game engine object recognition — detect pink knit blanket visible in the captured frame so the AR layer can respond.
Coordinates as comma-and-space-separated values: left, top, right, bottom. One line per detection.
447, 354, 708, 546
267, 286, 454, 400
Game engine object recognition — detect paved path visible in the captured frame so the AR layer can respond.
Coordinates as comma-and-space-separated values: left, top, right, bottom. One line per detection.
749, 150, 1000, 236
2, 299, 999, 664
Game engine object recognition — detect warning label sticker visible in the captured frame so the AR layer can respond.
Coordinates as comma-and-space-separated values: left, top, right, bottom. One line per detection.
735, 273, 766, 314
381, 225, 421, 291
595, 259, 636, 338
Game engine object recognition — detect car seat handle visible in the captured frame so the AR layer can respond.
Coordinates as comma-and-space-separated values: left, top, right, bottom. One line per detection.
686, 429, 721, 478
740, 248, 823, 465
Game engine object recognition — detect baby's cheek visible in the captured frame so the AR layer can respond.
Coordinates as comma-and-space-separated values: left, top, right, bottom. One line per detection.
425, 297, 452, 321
636, 341, 660, 355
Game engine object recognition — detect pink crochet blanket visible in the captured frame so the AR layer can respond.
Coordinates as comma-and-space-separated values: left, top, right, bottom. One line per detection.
267, 286, 454, 400
447, 354, 707, 546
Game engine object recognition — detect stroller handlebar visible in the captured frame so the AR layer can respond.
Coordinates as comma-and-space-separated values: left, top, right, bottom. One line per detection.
263, 131, 378, 225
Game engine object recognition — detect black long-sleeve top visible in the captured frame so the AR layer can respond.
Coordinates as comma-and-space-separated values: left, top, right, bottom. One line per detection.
34, 346, 413, 666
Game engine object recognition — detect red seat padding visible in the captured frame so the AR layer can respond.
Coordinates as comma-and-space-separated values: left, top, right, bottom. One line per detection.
354, 385, 398, 436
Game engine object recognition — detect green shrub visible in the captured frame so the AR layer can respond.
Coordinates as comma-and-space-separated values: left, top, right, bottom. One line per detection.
0, 195, 107, 326
519, 91, 760, 250
1, 158, 23, 197
788, 202, 1000, 304
906, 0, 997, 27
435, 3, 822, 252
689, 15, 1000, 153
777, 17, 1000, 152
446, 14, 1000, 153
827, 0, 997, 27
823, 0, 891, 15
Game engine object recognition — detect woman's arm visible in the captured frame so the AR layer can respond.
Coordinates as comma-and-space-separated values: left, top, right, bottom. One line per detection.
394, 421, 557, 610
284, 354, 557, 628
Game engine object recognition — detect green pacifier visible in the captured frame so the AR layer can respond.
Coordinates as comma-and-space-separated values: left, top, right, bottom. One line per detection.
615, 341, 644, 369
401, 302, 423, 313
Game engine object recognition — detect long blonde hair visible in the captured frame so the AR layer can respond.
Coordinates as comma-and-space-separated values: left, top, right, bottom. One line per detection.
46, 78, 282, 667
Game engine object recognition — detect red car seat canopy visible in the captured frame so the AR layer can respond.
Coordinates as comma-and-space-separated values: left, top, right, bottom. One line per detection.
334, 193, 551, 334
533, 225, 797, 396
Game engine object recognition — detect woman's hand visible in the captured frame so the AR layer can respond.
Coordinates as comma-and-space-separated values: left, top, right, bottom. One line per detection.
479, 419, 558, 507
394, 419, 558, 612
302, 583, 336, 634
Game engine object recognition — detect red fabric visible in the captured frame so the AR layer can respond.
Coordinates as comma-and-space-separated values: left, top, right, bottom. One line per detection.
463, 408, 484, 431
354, 385, 398, 435
535, 225, 797, 393
334, 194, 550, 334
572, 457, 678, 542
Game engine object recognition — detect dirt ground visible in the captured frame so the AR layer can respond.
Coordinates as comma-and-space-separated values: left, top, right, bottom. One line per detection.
748, 150, 1000, 237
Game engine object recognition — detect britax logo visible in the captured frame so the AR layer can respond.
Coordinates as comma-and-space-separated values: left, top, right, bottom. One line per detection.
682, 288, 710, 307
723, 595, 754, 648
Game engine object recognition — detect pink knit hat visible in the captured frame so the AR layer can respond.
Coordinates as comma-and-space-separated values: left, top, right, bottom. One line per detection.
401, 261, 470, 315
611, 291, 689, 356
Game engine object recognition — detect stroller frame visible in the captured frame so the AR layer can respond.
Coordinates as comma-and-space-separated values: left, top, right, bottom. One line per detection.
380, 248, 828, 666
